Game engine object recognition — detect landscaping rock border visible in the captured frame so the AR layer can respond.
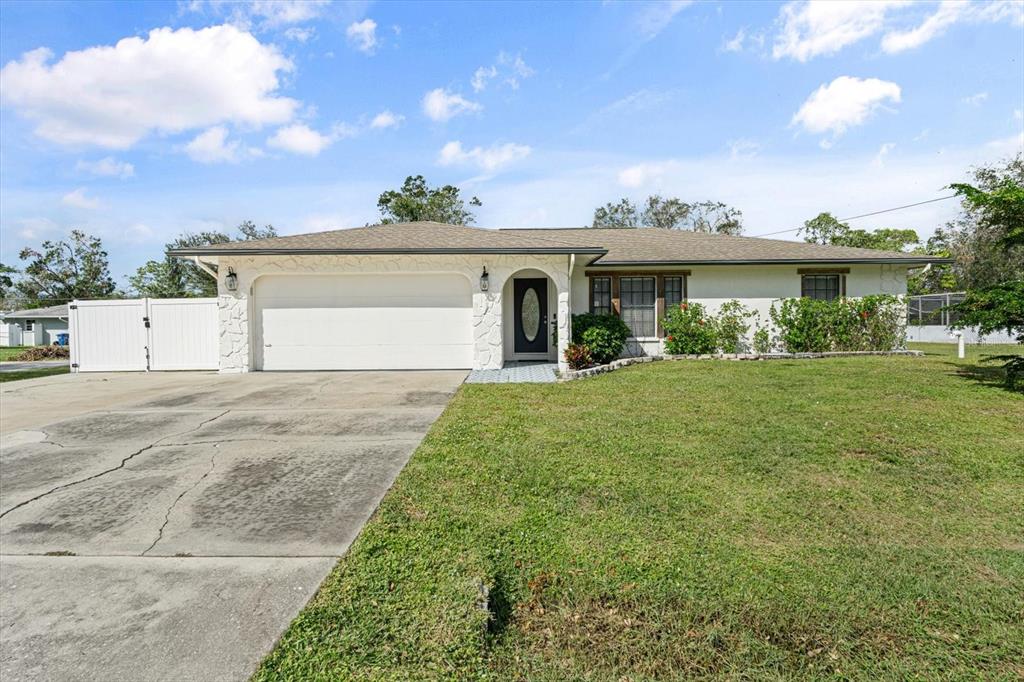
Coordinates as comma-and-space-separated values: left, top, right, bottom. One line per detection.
559, 350, 925, 381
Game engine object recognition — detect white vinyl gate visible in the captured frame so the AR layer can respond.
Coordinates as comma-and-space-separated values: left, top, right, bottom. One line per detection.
69, 298, 218, 372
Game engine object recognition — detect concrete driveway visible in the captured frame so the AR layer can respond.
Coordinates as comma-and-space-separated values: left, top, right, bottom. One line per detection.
0, 369, 465, 681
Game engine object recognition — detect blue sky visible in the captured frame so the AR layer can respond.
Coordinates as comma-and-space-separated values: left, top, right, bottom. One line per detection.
1, 0, 1022, 282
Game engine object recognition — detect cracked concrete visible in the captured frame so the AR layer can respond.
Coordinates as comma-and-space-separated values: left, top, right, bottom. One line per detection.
0, 369, 465, 681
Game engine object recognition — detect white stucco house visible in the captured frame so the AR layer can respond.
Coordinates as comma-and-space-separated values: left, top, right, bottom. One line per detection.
1, 304, 69, 347
169, 222, 946, 373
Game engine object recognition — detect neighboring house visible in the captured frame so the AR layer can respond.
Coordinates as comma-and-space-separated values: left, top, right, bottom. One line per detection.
2, 304, 69, 346
169, 221, 947, 373
906, 292, 1017, 344
0, 313, 24, 347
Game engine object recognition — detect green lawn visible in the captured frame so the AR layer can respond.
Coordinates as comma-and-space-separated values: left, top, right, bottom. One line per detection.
0, 366, 70, 383
0, 346, 30, 361
257, 344, 1023, 680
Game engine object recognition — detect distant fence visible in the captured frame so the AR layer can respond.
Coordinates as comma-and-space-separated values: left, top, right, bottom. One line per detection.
906, 292, 1015, 344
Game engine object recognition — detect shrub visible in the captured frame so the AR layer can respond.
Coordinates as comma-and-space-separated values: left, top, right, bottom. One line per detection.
13, 345, 70, 361
571, 313, 630, 365
716, 300, 755, 353
662, 302, 718, 354
769, 295, 906, 353
752, 323, 773, 354
563, 342, 593, 370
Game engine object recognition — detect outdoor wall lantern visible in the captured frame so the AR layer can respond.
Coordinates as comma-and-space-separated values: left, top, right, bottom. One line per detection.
480, 266, 489, 291
225, 268, 239, 292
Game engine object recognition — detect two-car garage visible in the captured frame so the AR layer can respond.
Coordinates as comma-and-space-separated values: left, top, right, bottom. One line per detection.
253, 273, 474, 371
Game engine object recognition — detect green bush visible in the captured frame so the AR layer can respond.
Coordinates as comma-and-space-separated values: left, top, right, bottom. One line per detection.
662, 302, 718, 354
571, 313, 630, 365
716, 300, 755, 353
752, 323, 774, 354
769, 295, 906, 353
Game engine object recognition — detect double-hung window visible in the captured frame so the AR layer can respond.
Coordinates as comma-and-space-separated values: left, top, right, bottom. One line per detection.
619, 277, 656, 337
590, 277, 612, 315
801, 274, 841, 301
24, 319, 35, 332
664, 276, 684, 310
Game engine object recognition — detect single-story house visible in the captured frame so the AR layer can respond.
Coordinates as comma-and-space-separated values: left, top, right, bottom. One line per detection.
169, 221, 947, 373
2, 304, 69, 347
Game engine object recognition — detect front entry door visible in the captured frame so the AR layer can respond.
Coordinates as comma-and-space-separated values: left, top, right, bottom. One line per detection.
513, 278, 548, 354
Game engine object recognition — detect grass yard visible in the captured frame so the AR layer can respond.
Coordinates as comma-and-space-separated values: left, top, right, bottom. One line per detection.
0, 366, 70, 383
257, 344, 1023, 680
0, 346, 30, 361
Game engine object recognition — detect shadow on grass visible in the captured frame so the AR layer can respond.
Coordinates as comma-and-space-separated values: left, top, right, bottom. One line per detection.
945, 356, 1023, 394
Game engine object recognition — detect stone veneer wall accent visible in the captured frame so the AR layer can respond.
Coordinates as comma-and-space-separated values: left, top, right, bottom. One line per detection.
214, 253, 573, 373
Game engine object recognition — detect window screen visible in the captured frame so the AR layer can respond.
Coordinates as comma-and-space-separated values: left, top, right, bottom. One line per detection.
620, 277, 656, 337
801, 274, 841, 301
591, 277, 611, 315
665, 277, 684, 309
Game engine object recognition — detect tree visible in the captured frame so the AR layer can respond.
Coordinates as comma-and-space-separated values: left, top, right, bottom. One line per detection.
938, 155, 1024, 291
128, 221, 277, 298
800, 212, 919, 252
592, 198, 640, 228
591, 195, 744, 234
376, 175, 482, 225
0, 263, 15, 296
16, 230, 117, 306
947, 154, 1024, 388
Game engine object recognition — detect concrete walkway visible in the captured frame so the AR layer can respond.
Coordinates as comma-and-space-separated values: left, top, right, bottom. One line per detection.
465, 362, 558, 384
0, 369, 465, 681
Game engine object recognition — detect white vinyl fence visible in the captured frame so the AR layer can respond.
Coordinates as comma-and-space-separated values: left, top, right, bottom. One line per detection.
69, 298, 218, 372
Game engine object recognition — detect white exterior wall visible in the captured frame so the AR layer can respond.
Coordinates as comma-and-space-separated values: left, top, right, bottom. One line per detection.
216, 253, 574, 373
13, 317, 68, 346
570, 263, 910, 355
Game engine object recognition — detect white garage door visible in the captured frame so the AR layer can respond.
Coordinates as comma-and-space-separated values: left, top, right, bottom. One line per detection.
255, 273, 474, 370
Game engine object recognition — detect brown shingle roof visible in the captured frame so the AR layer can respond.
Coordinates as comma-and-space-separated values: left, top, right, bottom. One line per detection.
503, 228, 946, 265
168, 221, 947, 264
168, 221, 603, 256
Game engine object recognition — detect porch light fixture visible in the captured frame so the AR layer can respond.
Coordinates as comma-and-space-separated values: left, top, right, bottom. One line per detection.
225, 268, 238, 292
480, 266, 489, 291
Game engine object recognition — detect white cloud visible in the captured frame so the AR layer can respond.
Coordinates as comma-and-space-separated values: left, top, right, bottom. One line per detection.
617, 160, 681, 188
437, 141, 531, 172
728, 138, 761, 159
635, 0, 693, 40
1014, 109, 1023, 122
722, 27, 747, 52
471, 65, 498, 92
0, 25, 297, 149
471, 52, 534, 92
283, 26, 315, 43
772, 0, 1023, 61
961, 91, 989, 106
267, 123, 353, 156
881, 0, 966, 53
186, 0, 330, 30
61, 187, 101, 209
346, 19, 378, 54
370, 110, 404, 129
873, 142, 896, 167
773, 0, 906, 61
421, 88, 481, 122
185, 126, 243, 163
14, 217, 60, 240
75, 157, 134, 179
791, 76, 901, 144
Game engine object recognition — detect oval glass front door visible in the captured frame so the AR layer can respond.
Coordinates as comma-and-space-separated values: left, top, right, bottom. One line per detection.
522, 287, 540, 342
